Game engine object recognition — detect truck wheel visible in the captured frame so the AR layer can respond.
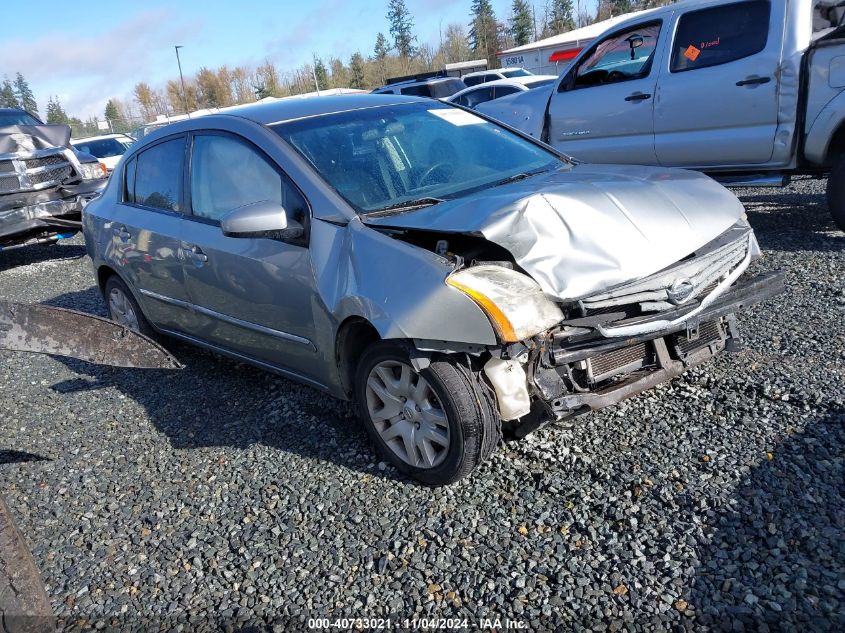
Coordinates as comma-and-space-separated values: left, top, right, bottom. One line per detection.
0, 496, 54, 633
104, 275, 155, 338
355, 342, 501, 486
828, 154, 845, 232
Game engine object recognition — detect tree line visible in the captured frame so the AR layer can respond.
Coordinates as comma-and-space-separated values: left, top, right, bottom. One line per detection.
3, 0, 674, 138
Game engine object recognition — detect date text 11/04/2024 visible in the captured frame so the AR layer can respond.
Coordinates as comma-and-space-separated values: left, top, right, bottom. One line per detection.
307, 617, 529, 629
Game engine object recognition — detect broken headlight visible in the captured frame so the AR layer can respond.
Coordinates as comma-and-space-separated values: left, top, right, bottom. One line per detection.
446, 265, 563, 343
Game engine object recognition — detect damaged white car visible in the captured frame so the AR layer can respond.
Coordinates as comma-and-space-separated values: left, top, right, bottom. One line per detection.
83, 95, 784, 485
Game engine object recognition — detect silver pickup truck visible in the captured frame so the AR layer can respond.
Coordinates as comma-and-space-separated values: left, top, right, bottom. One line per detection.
479, 0, 845, 231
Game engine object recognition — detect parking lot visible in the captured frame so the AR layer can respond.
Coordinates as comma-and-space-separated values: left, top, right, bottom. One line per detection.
1, 179, 843, 630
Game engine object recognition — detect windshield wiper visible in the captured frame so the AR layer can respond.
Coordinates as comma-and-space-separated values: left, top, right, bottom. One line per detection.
364, 197, 445, 217
490, 167, 551, 189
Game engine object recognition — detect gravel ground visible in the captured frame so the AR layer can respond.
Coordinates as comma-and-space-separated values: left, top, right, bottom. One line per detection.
1, 179, 843, 632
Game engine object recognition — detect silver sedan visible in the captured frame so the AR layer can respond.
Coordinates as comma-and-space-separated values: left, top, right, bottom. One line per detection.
83, 94, 783, 485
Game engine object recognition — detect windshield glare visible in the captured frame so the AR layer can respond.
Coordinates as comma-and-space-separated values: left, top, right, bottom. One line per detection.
73, 138, 129, 158
502, 69, 531, 78
273, 102, 563, 213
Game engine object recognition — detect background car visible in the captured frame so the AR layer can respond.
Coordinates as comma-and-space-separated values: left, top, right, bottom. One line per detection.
371, 75, 466, 98
71, 133, 135, 174
447, 76, 558, 109
461, 67, 535, 87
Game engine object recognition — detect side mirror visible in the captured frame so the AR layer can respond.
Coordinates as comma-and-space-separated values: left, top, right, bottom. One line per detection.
220, 200, 304, 240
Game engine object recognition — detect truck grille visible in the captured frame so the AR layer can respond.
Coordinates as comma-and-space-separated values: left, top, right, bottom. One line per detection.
0, 150, 75, 195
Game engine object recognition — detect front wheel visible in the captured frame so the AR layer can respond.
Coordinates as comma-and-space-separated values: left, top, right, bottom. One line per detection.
354, 342, 501, 486
827, 154, 845, 232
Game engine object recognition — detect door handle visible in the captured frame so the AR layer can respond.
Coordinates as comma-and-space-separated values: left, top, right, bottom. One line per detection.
182, 245, 208, 263
625, 92, 652, 102
112, 226, 131, 241
736, 76, 771, 87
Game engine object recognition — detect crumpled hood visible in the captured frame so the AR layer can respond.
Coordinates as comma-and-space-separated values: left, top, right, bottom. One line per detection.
0, 125, 71, 155
364, 163, 746, 301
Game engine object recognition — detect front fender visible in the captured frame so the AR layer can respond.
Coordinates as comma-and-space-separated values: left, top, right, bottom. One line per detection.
804, 90, 845, 165
310, 218, 498, 346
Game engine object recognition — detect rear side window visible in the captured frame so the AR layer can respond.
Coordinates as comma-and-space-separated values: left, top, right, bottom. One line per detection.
671, 1, 771, 73
493, 86, 520, 99
126, 138, 184, 212
463, 75, 483, 87
401, 84, 433, 97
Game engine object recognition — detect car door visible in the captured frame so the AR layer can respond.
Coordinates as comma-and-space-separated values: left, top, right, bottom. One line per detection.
110, 135, 196, 332
547, 20, 664, 164
654, 0, 781, 167
179, 132, 322, 381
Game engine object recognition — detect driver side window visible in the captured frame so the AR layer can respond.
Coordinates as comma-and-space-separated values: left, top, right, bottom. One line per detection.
573, 22, 662, 89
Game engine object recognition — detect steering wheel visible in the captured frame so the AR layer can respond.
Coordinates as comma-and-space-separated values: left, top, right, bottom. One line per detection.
606, 70, 627, 83
418, 162, 453, 187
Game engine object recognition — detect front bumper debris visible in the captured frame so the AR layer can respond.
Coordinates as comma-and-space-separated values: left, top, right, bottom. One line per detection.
0, 300, 183, 369
537, 270, 785, 420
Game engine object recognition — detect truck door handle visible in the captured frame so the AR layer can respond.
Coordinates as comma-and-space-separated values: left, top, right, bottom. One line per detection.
182, 245, 208, 263
625, 92, 652, 102
112, 226, 131, 241
736, 76, 771, 87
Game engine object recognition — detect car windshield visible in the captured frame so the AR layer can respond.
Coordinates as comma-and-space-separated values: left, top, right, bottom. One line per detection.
272, 102, 564, 214
72, 138, 129, 158
502, 69, 531, 78
0, 111, 41, 126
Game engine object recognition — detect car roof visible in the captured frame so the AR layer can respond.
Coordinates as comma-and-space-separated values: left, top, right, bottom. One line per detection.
220, 93, 427, 124
448, 79, 530, 100
71, 133, 133, 143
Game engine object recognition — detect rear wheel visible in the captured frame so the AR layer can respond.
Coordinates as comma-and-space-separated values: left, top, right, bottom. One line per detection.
104, 275, 155, 338
355, 342, 501, 486
828, 154, 845, 232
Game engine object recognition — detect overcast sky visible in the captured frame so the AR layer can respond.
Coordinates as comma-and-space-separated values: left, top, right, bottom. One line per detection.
1, 0, 599, 121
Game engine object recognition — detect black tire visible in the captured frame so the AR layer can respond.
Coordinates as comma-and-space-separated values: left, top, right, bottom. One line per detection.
0, 496, 54, 633
828, 154, 845, 232
354, 341, 501, 486
103, 275, 156, 338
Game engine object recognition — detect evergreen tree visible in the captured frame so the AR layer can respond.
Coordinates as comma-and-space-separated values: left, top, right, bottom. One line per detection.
349, 52, 367, 89
387, 0, 417, 58
374, 32, 390, 60
14, 73, 38, 116
313, 57, 329, 91
45, 96, 69, 125
469, 0, 499, 69
597, 0, 635, 19
104, 99, 121, 126
548, 0, 576, 35
511, 0, 534, 46
0, 78, 19, 108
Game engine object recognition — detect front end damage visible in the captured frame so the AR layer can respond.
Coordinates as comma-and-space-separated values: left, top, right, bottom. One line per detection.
0, 125, 105, 251
479, 225, 784, 434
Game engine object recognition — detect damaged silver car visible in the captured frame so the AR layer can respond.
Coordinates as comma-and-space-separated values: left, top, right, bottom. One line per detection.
82, 95, 784, 485
1, 108, 107, 251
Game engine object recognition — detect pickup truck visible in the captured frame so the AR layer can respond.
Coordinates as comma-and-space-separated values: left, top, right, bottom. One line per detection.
1, 108, 107, 252
478, 0, 845, 231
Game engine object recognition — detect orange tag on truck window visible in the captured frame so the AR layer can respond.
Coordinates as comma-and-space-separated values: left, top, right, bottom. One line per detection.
684, 45, 701, 62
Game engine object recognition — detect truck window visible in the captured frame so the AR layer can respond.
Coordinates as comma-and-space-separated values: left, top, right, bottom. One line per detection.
573, 22, 662, 89
670, 0, 771, 73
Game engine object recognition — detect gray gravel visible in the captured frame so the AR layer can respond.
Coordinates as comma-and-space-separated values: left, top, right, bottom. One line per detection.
1, 179, 843, 632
